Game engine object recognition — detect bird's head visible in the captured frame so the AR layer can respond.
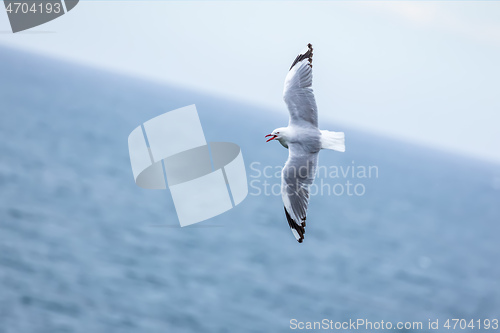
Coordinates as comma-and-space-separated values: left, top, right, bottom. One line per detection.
265, 127, 287, 143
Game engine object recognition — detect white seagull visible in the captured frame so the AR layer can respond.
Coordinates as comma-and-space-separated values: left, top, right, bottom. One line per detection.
265, 44, 345, 243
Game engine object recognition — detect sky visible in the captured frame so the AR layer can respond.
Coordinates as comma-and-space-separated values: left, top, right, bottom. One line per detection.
1, 1, 499, 164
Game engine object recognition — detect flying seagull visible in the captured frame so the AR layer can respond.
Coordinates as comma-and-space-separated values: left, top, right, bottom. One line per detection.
265, 43, 345, 243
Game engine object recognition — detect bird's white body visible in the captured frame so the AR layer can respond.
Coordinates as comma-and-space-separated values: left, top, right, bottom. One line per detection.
272, 126, 345, 153
266, 44, 345, 243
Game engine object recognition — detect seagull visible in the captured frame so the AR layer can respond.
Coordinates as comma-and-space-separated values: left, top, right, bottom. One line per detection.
265, 43, 345, 243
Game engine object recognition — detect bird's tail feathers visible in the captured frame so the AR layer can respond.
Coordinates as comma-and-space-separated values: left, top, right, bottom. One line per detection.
320, 130, 345, 152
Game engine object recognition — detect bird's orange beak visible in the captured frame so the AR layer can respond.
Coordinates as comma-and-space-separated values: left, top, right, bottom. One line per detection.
265, 134, 277, 142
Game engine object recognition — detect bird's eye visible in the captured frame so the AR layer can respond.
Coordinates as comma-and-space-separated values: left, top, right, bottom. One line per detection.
277, 132, 280, 134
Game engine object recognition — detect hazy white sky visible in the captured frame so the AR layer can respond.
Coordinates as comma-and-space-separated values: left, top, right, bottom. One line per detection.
1, 1, 499, 164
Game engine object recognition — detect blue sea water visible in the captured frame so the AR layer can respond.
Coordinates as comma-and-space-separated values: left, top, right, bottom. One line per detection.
0, 46, 499, 333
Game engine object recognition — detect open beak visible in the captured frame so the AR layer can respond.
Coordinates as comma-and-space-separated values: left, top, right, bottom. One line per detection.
265, 134, 277, 142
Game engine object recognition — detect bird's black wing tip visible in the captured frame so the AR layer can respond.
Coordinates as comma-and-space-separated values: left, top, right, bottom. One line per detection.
289, 43, 314, 71
284, 206, 306, 243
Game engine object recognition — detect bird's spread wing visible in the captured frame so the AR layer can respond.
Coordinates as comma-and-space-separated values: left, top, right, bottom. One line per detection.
283, 43, 318, 128
282, 143, 319, 243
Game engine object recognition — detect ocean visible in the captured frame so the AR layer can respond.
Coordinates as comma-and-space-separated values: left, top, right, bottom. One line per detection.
0, 46, 499, 333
